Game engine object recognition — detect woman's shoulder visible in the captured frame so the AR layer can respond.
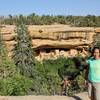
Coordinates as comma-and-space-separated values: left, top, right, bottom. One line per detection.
86, 57, 95, 63
89, 57, 95, 60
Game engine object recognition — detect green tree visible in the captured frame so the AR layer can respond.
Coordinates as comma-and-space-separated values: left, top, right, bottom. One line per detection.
13, 23, 45, 95
0, 30, 33, 96
13, 23, 36, 78
36, 59, 62, 95
58, 58, 80, 80
1, 13, 100, 26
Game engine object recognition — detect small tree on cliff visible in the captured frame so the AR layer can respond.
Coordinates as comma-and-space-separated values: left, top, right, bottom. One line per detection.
13, 23, 37, 78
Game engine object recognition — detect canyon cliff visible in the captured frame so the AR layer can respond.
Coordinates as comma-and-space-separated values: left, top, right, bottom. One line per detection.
1, 25, 100, 61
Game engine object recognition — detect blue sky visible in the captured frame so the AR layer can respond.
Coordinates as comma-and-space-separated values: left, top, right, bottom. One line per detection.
0, 0, 100, 16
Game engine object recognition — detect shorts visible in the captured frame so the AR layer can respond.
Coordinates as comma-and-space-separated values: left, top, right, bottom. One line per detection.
92, 82, 100, 100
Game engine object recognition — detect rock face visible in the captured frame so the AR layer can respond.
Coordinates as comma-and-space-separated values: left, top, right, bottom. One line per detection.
0, 92, 90, 100
1, 25, 100, 61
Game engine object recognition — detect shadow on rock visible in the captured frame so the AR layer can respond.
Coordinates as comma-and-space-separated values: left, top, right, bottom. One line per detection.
71, 95, 82, 100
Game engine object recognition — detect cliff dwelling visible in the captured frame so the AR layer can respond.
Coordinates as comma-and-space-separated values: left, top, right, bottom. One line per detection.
1, 25, 100, 61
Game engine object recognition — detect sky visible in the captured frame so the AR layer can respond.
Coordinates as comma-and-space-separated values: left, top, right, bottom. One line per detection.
0, 0, 100, 16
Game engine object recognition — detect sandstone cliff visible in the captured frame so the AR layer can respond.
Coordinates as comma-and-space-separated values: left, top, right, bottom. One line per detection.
1, 25, 100, 60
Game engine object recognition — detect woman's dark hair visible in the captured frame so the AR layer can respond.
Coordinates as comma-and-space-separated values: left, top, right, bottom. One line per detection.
92, 46, 100, 55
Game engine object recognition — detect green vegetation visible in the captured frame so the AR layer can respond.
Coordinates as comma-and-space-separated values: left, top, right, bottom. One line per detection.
13, 23, 36, 78
58, 57, 87, 95
0, 31, 33, 95
0, 22, 88, 95
0, 13, 100, 27
93, 32, 100, 47
36, 57, 87, 96
12, 23, 46, 95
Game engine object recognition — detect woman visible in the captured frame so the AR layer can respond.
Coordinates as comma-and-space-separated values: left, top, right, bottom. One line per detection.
85, 47, 100, 100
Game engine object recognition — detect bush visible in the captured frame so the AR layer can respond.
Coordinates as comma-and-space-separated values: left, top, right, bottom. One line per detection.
58, 57, 87, 95
36, 57, 87, 95
36, 60, 62, 95
0, 74, 33, 95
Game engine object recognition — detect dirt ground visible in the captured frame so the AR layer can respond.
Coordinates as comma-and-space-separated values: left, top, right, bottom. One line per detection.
0, 92, 90, 100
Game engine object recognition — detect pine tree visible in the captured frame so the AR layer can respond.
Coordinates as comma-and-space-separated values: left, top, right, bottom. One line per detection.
13, 23, 36, 78
13, 23, 47, 95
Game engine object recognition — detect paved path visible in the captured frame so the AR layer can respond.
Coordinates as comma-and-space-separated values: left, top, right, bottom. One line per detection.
0, 92, 90, 100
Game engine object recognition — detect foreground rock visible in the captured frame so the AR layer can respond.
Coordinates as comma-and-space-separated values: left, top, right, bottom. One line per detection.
0, 92, 89, 100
